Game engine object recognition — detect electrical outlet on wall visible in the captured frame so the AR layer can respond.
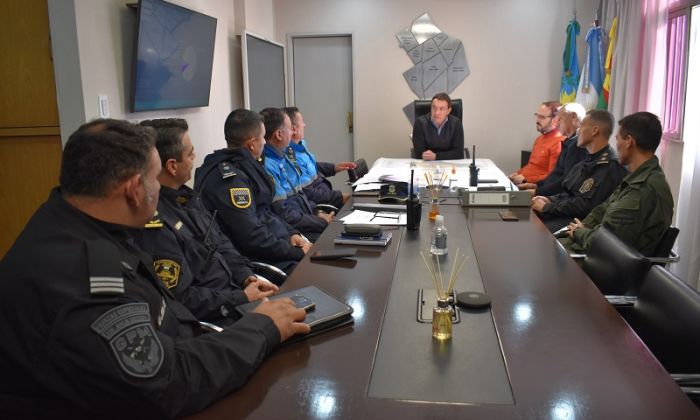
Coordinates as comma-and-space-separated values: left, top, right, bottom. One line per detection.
98, 95, 110, 118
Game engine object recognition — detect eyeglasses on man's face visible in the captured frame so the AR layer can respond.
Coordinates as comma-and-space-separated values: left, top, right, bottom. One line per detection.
534, 113, 554, 120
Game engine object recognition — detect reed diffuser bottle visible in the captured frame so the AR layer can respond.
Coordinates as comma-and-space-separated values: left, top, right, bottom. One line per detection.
432, 298, 453, 340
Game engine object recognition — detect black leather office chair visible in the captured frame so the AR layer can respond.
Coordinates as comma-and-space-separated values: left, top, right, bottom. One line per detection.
250, 261, 287, 286
582, 226, 652, 297
411, 99, 469, 159
347, 158, 368, 184
520, 150, 532, 168
625, 265, 700, 406
647, 226, 680, 265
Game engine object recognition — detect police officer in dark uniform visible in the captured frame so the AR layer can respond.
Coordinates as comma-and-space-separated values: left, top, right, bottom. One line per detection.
261, 107, 333, 241
0, 120, 309, 417
135, 118, 279, 324
560, 112, 674, 256
194, 109, 312, 271
532, 110, 627, 232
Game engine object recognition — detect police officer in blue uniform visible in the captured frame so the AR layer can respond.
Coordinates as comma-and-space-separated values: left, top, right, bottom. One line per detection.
261, 107, 332, 241
282, 107, 355, 209
135, 118, 279, 324
195, 109, 311, 272
0, 119, 309, 417
532, 110, 627, 232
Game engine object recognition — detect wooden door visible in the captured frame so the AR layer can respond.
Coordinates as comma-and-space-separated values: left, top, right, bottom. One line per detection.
0, 0, 62, 258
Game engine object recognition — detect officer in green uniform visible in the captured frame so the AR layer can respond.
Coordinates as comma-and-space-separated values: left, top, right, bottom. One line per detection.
532, 110, 627, 232
559, 112, 674, 256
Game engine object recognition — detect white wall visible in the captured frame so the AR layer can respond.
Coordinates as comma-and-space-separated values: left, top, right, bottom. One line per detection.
273, 0, 597, 171
50, 0, 241, 175
50, 0, 598, 175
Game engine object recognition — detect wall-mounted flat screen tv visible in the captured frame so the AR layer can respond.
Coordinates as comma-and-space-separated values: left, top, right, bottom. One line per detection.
130, 0, 217, 112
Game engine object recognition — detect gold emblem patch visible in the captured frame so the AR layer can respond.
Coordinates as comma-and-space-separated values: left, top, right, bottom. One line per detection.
153, 259, 180, 289
230, 187, 252, 209
579, 177, 595, 193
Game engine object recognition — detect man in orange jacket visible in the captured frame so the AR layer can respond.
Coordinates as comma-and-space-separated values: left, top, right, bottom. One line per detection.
509, 101, 566, 184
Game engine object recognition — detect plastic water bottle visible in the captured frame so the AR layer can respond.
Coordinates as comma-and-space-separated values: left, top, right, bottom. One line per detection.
430, 215, 448, 255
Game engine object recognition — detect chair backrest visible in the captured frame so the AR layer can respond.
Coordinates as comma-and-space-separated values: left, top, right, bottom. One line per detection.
654, 226, 679, 258
629, 265, 700, 374
582, 227, 651, 296
413, 98, 463, 122
347, 158, 368, 183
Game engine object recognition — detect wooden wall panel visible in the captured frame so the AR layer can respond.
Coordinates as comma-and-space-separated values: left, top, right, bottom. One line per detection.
0, 0, 59, 128
0, 136, 62, 257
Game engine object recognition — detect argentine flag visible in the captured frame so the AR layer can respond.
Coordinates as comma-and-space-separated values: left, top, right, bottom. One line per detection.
560, 19, 581, 104
576, 25, 605, 111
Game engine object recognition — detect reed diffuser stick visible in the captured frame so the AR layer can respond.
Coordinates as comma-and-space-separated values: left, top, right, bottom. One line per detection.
420, 251, 441, 294
435, 254, 444, 299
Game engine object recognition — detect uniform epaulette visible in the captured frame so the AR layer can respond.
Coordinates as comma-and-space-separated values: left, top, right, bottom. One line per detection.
87, 238, 125, 296
597, 152, 611, 165
218, 161, 237, 179
144, 210, 164, 229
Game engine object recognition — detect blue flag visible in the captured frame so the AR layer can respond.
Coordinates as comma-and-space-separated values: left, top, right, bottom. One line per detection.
576, 25, 605, 110
560, 19, 581, 104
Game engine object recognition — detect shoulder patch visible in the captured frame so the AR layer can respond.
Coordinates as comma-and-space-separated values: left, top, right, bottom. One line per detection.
230, 187, 252, 209
91, 303, 163, 378
597, 152, 610, 165
153, 259, 180, 289
218, 161, 237, 179
579, 177, 595, 193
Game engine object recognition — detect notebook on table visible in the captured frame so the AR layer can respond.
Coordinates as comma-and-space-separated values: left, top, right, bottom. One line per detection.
235, 285, 354, 343
334, 231, 392, 246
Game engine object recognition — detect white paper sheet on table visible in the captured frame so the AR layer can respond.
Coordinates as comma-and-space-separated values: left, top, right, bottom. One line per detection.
341, 209, 407, 225
353, 183, 385, 192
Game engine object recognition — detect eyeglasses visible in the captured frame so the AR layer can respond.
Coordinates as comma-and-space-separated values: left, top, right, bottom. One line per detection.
534, 113, 554, 120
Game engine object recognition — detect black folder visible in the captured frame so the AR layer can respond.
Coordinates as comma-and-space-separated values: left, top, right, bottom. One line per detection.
235, 285, 354, 342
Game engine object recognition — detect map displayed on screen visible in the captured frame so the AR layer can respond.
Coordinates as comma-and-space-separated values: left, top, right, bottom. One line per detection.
132, 0, 217, 111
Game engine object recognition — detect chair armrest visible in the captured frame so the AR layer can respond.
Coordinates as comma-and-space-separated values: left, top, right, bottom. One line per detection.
315, 204, 339, 214
199, 321, 223, 333
672, 374, 700, 386
250, 261, 287, 286
605, 295, 637, 306
647, 250, 680, 265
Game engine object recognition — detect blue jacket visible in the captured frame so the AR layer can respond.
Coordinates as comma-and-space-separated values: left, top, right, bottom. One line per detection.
287, 140, 344, 208
263, 144, 328, 238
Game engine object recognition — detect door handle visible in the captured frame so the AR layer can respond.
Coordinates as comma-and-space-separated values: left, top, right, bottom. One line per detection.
347, 112, 353, 134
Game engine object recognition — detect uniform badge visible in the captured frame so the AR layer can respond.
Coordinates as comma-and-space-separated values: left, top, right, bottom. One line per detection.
153, 259, 180, 289
230, 187, 252, 209
579, 177, 595, 193
144, 210, 163, 229
91, 303, 164, 378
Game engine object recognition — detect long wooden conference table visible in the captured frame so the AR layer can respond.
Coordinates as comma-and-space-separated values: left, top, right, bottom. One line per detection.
190, 197, 699, 419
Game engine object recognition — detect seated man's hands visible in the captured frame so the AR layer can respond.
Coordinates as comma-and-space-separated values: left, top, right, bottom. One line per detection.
342, 192, 351, 204
316, 211, 335, 225
290, 234, 312, 254
243, 276, 278, 301
531, 196, 550, 212
335, 161, 357, 173
422, 150, 437, 161
518, 182, 537, 190
253, 298, 310, 342
566, 218, 584, 238
509, 172, 525, 184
